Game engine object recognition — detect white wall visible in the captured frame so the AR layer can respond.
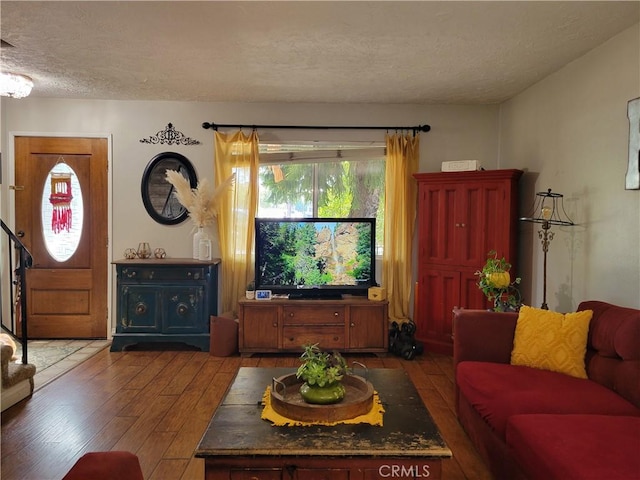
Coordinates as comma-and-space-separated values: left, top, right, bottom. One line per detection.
499, 24, 640, 310
0, 100, 500, 331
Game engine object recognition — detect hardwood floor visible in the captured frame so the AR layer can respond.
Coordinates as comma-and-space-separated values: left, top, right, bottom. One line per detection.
1, 348, 492, 480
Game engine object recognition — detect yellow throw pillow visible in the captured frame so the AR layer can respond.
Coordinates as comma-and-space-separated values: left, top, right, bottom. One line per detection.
510, 305, 593, 379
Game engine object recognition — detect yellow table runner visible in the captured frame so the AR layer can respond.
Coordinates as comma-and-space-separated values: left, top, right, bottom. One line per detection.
261, 386, 385, 427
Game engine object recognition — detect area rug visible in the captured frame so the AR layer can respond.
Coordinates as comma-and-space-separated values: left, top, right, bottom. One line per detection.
13, 343, 83, 373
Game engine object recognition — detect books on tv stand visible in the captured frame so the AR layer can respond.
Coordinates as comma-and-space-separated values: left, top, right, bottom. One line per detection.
286, 291, 368, 300
287, 293, 344, 300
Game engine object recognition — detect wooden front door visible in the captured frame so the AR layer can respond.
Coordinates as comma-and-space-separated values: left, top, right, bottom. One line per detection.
14, 136, 108, 338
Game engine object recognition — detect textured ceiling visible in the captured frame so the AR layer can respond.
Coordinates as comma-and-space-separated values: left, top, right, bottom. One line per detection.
1, 1, 638, 104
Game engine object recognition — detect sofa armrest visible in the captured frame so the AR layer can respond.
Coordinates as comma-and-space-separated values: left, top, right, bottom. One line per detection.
453, 308, 518, 370
1, 345, 14, 364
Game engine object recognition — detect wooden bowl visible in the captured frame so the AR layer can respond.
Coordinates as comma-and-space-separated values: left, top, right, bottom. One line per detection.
270, 373, 374, 423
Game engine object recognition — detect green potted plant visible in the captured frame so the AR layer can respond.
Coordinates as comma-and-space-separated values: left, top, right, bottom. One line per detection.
296, 343, 348, 404
245, 281, 255, 300
475, 250, 522, 312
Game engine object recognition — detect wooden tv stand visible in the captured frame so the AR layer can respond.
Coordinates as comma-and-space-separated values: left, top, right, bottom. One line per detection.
237, 297, 389, 356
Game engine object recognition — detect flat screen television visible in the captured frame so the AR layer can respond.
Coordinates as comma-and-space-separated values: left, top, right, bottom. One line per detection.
255, 217, 376, 299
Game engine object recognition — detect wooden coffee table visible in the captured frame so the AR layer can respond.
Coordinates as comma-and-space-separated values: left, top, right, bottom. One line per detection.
195, 367, 452, 479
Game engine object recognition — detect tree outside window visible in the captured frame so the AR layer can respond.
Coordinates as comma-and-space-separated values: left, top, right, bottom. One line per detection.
257, 143, 385, 253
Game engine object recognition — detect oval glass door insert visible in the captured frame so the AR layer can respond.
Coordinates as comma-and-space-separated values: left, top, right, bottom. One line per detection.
41, 162, 84, 262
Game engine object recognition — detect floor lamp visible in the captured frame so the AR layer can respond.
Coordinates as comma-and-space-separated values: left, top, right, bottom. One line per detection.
520, 189, 574, 310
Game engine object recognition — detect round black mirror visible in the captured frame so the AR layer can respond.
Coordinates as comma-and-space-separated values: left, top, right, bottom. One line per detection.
141, 152, 197, 225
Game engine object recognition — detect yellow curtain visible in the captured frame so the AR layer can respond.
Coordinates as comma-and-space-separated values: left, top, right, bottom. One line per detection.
383, 133, 420, 322
214, 130, 260, 314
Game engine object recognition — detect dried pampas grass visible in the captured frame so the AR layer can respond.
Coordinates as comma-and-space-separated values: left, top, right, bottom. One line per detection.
165, 170, 235, 228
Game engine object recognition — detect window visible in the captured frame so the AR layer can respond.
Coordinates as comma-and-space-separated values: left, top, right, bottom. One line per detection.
257, 143, 385, 254
41, 162, 84, 262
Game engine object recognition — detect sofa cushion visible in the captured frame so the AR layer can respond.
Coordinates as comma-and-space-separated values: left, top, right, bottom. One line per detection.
581, 301, 640, 358
511, 306, 592, 378
580, 300, 640, 408
506, 414, 640, 480
456, 361, 640, 438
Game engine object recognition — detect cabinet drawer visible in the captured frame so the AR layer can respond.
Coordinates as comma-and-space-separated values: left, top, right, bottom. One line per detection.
230, 470, 282, 479
283, 306, 345, 325
118, 266, 208, 282
282, 326, 344, 349
295, 470, 349, 480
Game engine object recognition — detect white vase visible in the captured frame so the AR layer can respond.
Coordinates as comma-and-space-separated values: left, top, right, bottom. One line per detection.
193, 227, 208, 259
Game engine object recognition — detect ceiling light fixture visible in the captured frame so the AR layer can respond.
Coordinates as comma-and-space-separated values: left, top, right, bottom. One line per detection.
0, 72, 34, 98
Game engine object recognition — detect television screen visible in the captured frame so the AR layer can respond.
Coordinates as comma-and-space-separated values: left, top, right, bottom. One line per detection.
255, 217, 376, 299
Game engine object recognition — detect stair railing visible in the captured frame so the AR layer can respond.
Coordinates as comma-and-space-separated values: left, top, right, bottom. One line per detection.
1, 219, 32, 364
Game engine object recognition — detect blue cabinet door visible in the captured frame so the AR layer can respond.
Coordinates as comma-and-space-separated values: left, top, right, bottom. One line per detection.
163, 286, 207, 333
119, 285, 162, 333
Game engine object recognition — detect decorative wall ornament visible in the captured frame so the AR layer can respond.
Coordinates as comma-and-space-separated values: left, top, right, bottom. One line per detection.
139, 123, 201, 146
626, 98, 639, 190
49, 158, 74, 234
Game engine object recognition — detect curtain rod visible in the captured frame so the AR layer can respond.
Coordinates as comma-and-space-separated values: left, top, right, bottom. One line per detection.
201, 122, 431, 133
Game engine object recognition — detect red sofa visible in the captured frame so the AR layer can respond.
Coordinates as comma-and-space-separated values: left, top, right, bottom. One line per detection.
453, 301, 640, 480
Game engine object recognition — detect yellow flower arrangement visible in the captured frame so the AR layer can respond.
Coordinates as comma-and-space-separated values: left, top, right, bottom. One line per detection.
165, 170, 234, 228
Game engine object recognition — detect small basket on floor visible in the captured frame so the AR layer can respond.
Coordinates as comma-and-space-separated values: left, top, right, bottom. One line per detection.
210, 314, 239, 357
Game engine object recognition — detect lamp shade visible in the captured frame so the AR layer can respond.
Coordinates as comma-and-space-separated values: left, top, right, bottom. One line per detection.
520, 188, 574, 226
0, 72, 33, 98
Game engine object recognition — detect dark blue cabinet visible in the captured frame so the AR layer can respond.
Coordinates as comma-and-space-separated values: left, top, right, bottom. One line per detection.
111, 258, 219, 351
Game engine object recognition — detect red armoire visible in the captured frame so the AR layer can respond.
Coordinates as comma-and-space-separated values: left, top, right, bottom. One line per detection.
413, 169, 523, 355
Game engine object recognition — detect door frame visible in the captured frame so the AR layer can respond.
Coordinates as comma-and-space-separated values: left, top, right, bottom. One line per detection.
2, 131, 113, 338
